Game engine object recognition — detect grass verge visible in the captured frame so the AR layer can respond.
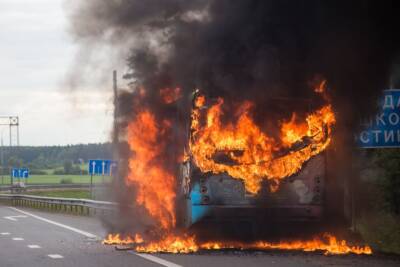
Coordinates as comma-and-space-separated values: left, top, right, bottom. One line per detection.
357, 212, 400, 255
26, 190, 92, 199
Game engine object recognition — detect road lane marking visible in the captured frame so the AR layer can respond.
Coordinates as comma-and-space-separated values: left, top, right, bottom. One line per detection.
1, 232, 10, 235
12, 237, 24, 241
129, 252, 183, 267
48, 254, 64, 259
4, 215, 28, 221
9, 207, 97, 239
28, 245, 41, 249
10, 207, 181, 267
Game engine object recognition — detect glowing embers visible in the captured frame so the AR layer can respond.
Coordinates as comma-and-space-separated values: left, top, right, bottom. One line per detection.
103, 233, 372, 255
103, 234, 144, 246
201, 233, 372, 255
103, 233, 198, 253
160, 87, 182, 104
189, 95, 336, 194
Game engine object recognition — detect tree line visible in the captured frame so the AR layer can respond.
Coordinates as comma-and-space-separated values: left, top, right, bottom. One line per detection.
0, 143, 112, 175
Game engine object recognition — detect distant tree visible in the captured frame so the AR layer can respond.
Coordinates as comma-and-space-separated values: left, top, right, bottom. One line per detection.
1, 143, 112, 170
63, 160, 73, 174
7, 156, 23, 168
32, 154, 47, 169
375, 149, 400, 214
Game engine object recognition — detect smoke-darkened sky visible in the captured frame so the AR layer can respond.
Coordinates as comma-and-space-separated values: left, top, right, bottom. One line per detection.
2, 0, 400, 145
68, 0, 400, 133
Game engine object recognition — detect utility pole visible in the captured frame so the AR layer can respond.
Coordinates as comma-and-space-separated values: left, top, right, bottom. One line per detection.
1, 132, 3, 185
113, 70, 118, 149
112, 71, 119, 183
0, 117, 19, 187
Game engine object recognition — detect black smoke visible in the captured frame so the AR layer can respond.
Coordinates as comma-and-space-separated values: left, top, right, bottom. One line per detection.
68, 0, 400, 125
67, 0, 400, 235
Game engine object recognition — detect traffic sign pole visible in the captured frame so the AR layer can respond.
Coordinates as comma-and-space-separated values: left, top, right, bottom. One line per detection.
102, 161, 105, 184
90, 174, 93, 199
91, 161, 96, 175
88, 159, 118, 193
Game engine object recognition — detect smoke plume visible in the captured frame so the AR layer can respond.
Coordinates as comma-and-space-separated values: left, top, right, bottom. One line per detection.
66, 0, 400, 234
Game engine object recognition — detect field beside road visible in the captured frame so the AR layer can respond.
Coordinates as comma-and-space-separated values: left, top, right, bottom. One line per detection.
26, 190, 91, 199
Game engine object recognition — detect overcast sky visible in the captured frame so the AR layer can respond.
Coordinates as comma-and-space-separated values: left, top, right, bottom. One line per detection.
0, 0, 115, 146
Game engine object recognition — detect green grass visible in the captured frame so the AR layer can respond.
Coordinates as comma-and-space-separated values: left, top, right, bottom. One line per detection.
26, 190, 91, 199
0, 175, 112, 185
39, 169, 54, 175
357, 212, 400, 255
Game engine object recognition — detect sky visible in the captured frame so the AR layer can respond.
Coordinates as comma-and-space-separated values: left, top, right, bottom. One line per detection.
0, 0, 115, 146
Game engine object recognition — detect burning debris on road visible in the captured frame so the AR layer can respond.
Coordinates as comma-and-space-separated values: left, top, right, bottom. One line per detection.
103, 232, 372, 255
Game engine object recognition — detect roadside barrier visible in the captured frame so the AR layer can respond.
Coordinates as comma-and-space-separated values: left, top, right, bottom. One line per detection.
0, 183, 108, 192
0, 194, 117, 216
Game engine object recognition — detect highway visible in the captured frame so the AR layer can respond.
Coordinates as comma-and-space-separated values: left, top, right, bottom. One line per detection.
0, 205, 399, 267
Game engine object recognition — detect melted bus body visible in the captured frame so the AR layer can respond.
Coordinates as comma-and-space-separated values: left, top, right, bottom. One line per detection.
176, 94, 327, 228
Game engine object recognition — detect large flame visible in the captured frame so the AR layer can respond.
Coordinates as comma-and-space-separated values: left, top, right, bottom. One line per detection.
114, 85, 359, 256
189, 96, 336, 194
126, 111, 176, 229
103, 233, 372, 255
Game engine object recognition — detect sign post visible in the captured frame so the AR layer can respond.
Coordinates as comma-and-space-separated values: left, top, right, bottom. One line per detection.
11, 168, 29, 192
90, 173, 93, 199
354, 90, 400, 230
88, 159, 118, 199
90, 160, 95, 198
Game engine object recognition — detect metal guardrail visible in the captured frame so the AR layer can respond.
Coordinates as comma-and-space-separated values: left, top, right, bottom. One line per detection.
0, 194, 117, 216
0, 183, 108, 192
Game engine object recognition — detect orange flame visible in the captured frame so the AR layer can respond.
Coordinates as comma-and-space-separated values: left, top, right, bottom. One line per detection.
106, 83, 369, 256
189, 96, 336, 194
314, 79, 327, 93
201, 233, 372, 255
126, 111, 176, 229
280, 113, 308, 147
103, 233, 144, 246
103, 233, 372, 255
194, 94, 206, 107
160, 87, 182, 104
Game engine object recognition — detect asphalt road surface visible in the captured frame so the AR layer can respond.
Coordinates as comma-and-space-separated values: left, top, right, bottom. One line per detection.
0, 205, 399, 267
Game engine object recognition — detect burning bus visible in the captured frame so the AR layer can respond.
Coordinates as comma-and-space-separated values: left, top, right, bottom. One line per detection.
176, 89, 336, 228
101, 83, 377, 256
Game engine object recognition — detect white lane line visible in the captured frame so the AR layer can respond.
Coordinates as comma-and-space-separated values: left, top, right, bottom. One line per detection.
129, 252, 183, 267
48, 254, 64, 259
4, 215, 28, 221
12, 237, 24, 241
28, 245, 41, 249
1, 232, 10, 235
9, 207, 181, 267
9, 207, 97, 239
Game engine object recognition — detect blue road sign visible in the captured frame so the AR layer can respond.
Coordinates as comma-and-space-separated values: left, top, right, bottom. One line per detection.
358, 89, 400, 148
11, 168, 29, 178
88, 160, 118, 176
